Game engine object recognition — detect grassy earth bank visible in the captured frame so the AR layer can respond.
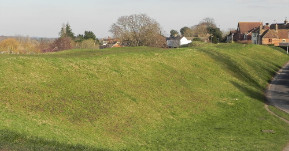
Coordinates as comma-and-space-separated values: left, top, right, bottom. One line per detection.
0, 44, 289, 150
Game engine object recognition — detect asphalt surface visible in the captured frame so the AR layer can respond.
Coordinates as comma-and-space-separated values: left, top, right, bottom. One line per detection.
267, 62, 289, 113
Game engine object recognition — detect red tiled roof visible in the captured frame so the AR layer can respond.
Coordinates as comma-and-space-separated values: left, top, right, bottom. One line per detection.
238, 22, 263, 34
262, 30, 278, 38
261, 29, 289, 39
278, 29, 289, 39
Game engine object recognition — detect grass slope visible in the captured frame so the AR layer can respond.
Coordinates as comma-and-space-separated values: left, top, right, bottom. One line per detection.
0, 44, 289, 150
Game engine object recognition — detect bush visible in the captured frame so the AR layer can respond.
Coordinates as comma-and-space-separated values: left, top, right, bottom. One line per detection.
48, 37, 75, 52
193, 37, 202, 41
16, 37, 41, 53
144, 34, 167, 48
0, 38, 21, 54
76, 39, 99, 49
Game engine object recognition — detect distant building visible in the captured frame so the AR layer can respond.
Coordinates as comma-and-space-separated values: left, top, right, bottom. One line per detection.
226, 30, 237, 43
166, 36, 192, 48
252, 19, 289, 46
270, 19, 289, 30
100, 37, 122, 49
251, 23, 270, 44
227, 22, 263, 43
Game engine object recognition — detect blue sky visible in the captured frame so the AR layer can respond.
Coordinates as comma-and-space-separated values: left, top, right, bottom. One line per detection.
0, 0, 288, 38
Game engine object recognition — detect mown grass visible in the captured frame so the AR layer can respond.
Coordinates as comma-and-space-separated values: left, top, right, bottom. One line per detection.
0, 44, 289, 150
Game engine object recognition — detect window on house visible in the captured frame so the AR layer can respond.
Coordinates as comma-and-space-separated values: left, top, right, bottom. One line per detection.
269, 39, 272, 43
283, 39, 286, 43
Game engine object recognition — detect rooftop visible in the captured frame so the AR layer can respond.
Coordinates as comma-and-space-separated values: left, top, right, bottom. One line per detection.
238, 22, 263, 34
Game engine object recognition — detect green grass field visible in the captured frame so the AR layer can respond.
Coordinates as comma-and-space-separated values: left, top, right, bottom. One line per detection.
0, 44, 289, 150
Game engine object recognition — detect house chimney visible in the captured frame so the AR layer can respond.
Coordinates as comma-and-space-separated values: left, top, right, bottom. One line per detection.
275, 24, 278, 31
264, 23, 269, 30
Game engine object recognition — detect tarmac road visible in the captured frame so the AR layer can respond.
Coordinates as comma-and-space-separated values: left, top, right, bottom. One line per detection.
267, 62, 289, 113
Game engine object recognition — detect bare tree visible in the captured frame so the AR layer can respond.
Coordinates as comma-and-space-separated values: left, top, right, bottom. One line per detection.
110, 14, 165, 47
191, 24, 209, 37
49, 37, 75, 52
191, 17, 218, 38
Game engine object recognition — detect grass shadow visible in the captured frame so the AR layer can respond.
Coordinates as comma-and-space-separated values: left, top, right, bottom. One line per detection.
197, 46, 283, 103
198, 47, 263, 89
0, 129, 111, 151
230, 81, 266, 101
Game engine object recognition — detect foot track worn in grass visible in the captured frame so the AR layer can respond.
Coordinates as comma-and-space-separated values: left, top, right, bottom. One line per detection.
266, 61, 289, 151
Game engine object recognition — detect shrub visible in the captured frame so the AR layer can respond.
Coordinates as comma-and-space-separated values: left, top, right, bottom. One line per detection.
16, 37, 41, 53
48, 37, 75, 52
0, 38, 20, 53
37, 39, 54, 52
76, 39, 99, 49
193, 37, 202, 41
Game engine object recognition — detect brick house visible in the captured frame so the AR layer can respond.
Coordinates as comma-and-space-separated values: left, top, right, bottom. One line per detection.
251, 23, 270, 44
252, 19, 289, 46
226, 30, 237, 43
227, 22, 263, 43
261, 29, 289, 46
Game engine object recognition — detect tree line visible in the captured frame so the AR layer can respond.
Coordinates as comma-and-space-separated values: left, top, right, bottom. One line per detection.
0, 37, 53, 54
45, 23, 100, 52
0, 14, 225, 54
0, 24, 100, 54
169, 18, 223, 43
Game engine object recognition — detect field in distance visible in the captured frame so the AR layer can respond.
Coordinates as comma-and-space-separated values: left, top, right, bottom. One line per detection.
0, 44, 289, 150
